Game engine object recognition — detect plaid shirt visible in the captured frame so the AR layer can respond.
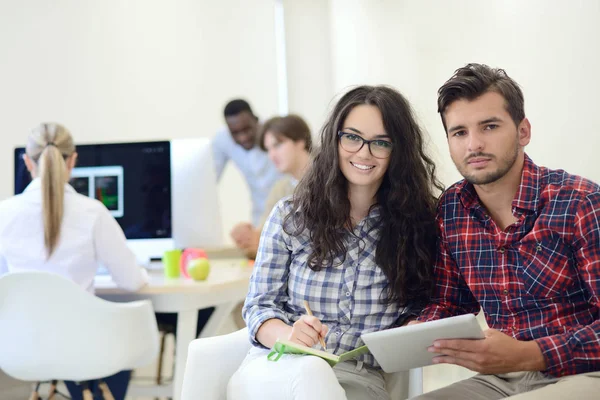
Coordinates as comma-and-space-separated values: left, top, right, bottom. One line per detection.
243, 199, 405, 367
419, 155, 600, 377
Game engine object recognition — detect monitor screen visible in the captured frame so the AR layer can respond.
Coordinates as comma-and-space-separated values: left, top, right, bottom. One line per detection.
14, 141, 172, 240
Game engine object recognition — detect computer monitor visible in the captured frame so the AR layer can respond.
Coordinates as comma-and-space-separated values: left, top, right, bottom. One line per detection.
14, 138, 223, 263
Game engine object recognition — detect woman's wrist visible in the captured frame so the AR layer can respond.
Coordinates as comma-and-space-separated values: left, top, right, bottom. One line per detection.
256, 318, 292, 348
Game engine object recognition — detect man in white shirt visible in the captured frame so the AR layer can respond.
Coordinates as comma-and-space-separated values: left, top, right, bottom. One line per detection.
212, 99, 281, 226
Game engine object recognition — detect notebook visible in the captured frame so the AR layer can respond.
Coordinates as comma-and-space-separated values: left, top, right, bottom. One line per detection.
361, 313, 485, 372
267, 339, 370, 367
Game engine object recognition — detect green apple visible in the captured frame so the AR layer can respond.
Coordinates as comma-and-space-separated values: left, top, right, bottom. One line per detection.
188, 257, 210, 281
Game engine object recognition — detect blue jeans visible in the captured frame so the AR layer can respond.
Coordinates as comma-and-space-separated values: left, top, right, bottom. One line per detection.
65, 370, 131, 400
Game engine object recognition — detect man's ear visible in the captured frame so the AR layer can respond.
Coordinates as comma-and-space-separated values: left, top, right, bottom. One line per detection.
23, 154, 36, 176
518, 118, 531, 147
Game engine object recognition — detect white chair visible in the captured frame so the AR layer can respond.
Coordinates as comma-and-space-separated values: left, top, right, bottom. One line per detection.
0, 271, 160, 399
181, 328, 423, 400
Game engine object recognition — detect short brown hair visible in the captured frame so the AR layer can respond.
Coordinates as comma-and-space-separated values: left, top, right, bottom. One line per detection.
259, 114, 312, 152
437, 63, 525, 133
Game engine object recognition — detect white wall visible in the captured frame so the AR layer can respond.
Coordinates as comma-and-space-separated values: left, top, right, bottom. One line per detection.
283, 0, 334, 138
327, 0, 600, 189
0, 0, 281, 243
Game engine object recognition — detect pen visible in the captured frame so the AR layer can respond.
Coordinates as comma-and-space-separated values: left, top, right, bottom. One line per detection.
303, 300, 327, 351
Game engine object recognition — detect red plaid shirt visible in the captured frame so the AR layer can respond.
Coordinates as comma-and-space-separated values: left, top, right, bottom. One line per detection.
420, 155, 600, 377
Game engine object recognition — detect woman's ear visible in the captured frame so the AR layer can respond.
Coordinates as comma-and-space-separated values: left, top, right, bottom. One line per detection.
66, 152, 78, 171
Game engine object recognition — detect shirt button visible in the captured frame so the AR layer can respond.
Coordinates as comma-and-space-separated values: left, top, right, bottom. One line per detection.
345, 291, 351, 297
498, 247, 505, 254
503, 289, 509, 295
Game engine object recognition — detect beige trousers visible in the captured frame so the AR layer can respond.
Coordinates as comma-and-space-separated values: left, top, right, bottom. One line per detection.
410, 371, 600, 400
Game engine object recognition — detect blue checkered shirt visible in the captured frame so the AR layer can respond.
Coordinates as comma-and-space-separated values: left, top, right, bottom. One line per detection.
243, 198, 406, 367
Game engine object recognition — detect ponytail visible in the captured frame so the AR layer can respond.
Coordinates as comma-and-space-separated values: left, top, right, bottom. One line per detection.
25, 123, 75, 258
39, 144, 67, 257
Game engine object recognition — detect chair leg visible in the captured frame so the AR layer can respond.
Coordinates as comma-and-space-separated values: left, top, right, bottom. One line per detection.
47, 380, 58, 400
29, 382, 41, 400
81, 381, 94, 400
82, 389, 94, 400
156, 330, 167, 385
98, 381, 115, 400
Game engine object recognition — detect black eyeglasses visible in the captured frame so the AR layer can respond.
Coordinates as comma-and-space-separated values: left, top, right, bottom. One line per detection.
337, 131, 393, 159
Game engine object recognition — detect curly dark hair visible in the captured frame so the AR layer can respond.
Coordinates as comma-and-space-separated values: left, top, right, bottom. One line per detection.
285, 85, 444, 309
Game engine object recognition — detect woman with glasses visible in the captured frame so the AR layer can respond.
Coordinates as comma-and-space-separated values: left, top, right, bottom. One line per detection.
228, 86, 443, 400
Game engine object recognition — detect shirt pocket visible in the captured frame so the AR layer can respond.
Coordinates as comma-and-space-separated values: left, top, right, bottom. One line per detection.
287, 247, 312, 300
518, 237, 575, 298
287, 243, 343, 314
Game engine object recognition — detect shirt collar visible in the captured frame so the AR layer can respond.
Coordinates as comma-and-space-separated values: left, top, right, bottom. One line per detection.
361, 204, 382, 230
458, 153, 541, 212
511, 154, 541, 212
368, 204, 382, 219
24, 178, 77, 194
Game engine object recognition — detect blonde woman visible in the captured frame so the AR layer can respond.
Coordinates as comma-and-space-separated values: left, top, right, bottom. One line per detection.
0, 123, 148, 399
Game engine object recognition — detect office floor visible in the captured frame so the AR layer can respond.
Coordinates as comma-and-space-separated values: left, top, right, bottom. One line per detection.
0, 371, 31, 400
0, 370, 176, 400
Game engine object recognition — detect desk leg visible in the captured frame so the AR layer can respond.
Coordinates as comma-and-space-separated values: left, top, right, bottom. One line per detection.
173, 309, 198, 400
198, 302, 238, 338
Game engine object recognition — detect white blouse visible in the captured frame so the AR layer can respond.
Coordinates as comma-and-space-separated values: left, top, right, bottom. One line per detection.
0, 178, 148, 293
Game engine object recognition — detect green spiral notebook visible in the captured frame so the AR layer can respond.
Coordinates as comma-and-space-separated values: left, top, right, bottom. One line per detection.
267, 339, 370, 367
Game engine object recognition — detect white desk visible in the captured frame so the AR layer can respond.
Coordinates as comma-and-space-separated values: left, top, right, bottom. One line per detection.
95, 258, 252, 400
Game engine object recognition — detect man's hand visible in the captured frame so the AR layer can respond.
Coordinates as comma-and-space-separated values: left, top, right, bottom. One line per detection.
241, 230, 261, 260
230, 222, 254, 248
428, 328, 547, 374
288, 315, 328, 348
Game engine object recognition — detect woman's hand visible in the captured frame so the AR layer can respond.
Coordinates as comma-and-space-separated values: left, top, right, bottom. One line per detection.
288, 315, 328, 347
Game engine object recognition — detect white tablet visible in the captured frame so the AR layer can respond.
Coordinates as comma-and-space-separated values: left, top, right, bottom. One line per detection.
361, 313, 484, 373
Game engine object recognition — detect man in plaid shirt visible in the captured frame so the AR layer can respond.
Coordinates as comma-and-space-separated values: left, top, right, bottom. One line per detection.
414, 64, 600, 399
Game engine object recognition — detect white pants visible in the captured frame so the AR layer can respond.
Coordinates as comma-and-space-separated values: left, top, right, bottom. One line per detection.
227, 347, 389, 400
